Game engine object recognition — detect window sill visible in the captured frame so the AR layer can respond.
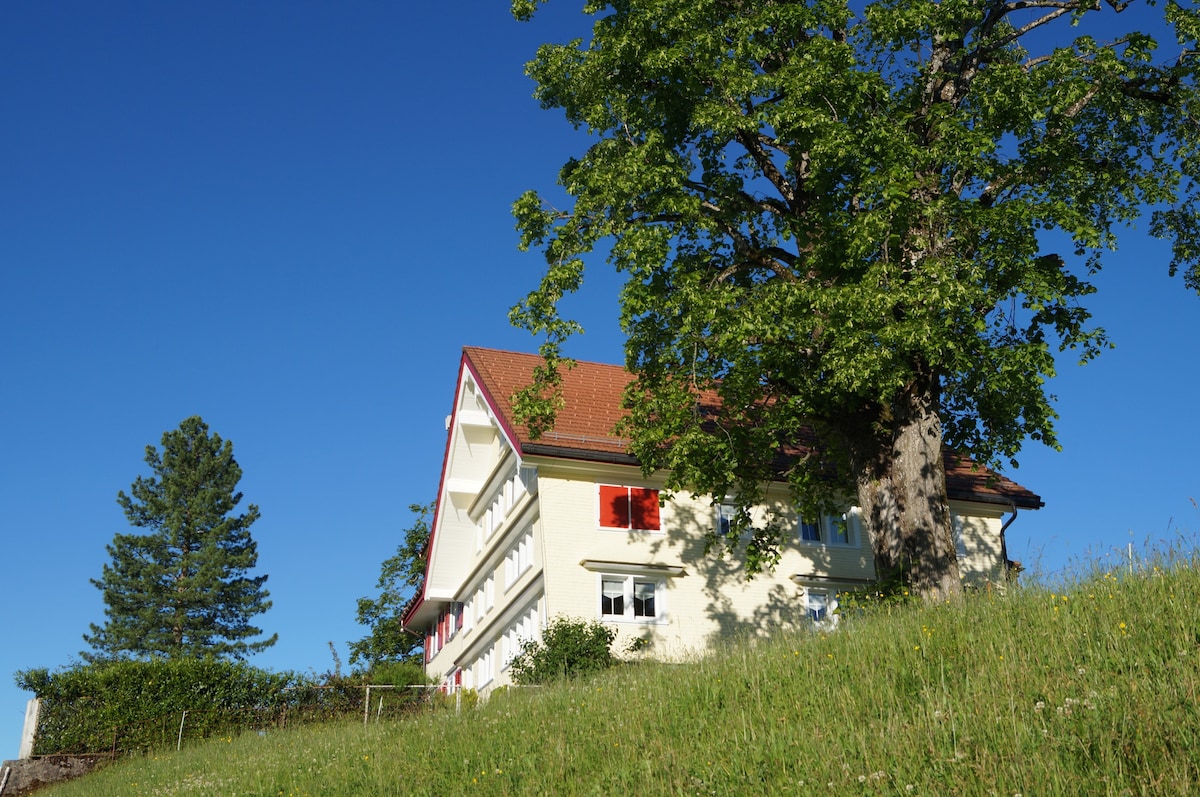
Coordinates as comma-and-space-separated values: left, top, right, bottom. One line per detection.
797, 540, 859, 550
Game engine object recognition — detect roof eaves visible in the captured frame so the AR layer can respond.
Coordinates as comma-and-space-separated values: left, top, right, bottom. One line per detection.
520, 442, 640, 467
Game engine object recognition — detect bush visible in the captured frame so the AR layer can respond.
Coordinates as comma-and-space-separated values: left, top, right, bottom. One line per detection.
366, 660, 429, 688
507, 616, 617, 685
13, 658, 303, 755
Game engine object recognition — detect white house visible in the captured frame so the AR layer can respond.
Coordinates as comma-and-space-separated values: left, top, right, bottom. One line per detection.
403, 347, 1043, 693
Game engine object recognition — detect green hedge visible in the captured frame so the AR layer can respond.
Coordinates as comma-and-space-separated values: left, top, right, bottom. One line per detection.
15, 659, 307, 755
16, 658, 437, 756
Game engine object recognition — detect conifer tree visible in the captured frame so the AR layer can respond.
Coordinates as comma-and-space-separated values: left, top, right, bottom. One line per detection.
84, 416, 276, 661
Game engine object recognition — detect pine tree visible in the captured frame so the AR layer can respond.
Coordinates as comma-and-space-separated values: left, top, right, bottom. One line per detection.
84, 416, 276, 661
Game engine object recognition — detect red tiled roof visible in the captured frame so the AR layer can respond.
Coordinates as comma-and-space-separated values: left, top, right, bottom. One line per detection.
463, 347, 1043, 510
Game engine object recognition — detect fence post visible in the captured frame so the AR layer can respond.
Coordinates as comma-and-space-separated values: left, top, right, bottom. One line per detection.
363, 686, 371, 726
177, 711, 188, 751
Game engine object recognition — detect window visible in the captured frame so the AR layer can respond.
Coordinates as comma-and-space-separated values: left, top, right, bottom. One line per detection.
718, 503, 739, 537
798, 513, 856, 547
477, 646, 494, 687
799, 518, 821, 542
505, 528, 534, 588
806, 590, 840, 629
600, 575, 664, 622
493, 493, 507, 528
501, 604, 540, 670
462, 597, 474, 635
598, 485, 661, 531
518, 465, 538, 496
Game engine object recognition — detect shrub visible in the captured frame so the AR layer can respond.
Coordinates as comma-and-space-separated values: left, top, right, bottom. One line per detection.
366, 660, 429, 688
13, 658, 303, 755
507, 616, 617, 685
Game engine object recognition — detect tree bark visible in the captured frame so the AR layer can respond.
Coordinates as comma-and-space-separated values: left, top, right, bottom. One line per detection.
844, 370, 963, 602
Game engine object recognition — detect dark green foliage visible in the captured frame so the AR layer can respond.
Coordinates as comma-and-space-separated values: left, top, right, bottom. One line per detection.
348, 503, 432, 667
12, 657, 435, 757
13, 659, 300, 755
84, 416, 275, 661
510, 0, 1200, 599
365, 659, 430, 688
507, 616, 618, 685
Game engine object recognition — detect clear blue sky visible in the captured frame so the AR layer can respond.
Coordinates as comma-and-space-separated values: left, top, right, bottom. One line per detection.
2, 1, 1196, 759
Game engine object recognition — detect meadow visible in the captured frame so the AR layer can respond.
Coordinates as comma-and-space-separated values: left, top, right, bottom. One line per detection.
34, 549, 1200, 796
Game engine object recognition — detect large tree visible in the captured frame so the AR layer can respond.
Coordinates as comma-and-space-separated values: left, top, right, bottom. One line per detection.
84, 416, 276, 660
509, 0, 1200, 599
348, 503, 431, 667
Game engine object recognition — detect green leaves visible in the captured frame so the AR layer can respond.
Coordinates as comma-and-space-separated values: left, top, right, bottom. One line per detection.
84, 417, 275, 662
510, 0, 1200, 584
348, 503, 433, 667
507, 616, 618, 685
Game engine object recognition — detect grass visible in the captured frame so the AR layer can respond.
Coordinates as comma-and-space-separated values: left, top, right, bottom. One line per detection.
37, 551, 1200, 796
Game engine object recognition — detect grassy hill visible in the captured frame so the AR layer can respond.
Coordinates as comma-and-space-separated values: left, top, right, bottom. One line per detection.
36, 552, 1200, 796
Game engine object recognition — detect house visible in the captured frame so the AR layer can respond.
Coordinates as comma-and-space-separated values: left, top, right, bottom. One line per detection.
403, 347, 1043, 693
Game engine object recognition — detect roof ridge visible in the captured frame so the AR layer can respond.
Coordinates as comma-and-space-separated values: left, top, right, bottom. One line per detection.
463, 345, 628, 373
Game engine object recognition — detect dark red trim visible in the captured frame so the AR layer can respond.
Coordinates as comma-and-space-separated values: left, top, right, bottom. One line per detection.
401, 353, 468, 629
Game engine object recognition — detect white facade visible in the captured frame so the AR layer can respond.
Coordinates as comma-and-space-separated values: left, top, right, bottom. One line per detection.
405, 350, 1035, 694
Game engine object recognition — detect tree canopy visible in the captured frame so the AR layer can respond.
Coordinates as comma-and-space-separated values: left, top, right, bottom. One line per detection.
348, 503, 432, 667
84, 416, 276, 660
510, 0, 1200, 598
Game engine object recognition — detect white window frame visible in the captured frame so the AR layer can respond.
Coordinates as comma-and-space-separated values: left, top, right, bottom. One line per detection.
718, 501, 757, 540
461, 596, 474, 636
477, 646, 494, 688
519, 465, 538, 495
500, 605, 540, 671
504, 527, 534, 589
805, 589, 840, 629
718, 502, 738, 537
598, 574, 666, 623
797, 512, 858, 548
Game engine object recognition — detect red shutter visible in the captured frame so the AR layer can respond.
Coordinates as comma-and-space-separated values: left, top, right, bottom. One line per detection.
630, 488, 660, 530
598, 485, 630, 528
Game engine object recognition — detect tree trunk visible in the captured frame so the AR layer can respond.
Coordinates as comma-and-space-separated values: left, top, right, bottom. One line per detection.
845, 372, 963, 602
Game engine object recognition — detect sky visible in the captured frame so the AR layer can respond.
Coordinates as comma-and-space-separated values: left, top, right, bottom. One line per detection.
1, 1, 1197, 760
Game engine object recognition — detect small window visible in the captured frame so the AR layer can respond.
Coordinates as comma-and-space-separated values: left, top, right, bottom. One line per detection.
601, 578, 625, 616
798, 513, 856, 547
600, 575, 663, 622
718, 503, 739, 537
827, 515, 851, 545
806, 590, 840, 629
477, 647, 494, 687
799, 518, 821, 542
633, 580, 656, 618
599, 485, 661, 531
505, 528, 534, 589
